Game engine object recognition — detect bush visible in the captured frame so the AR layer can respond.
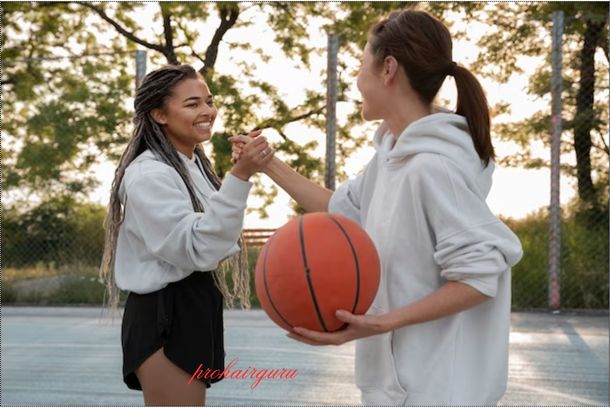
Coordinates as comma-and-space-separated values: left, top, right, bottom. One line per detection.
2, 196, 106, 268
48, 276, 106, 305
2, 283, 18, 303
506, 205, 609, 310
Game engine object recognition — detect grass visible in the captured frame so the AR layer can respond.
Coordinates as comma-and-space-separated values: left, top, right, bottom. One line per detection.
2, 249, 265, 307
3, 263, 99, 283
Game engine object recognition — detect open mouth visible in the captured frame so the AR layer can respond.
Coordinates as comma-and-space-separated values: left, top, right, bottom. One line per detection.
194, 121, 212, 130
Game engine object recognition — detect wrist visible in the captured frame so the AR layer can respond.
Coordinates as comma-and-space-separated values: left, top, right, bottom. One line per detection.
384, 309, 406, 331
263, 156, 281, 177
230, 169, 251, 182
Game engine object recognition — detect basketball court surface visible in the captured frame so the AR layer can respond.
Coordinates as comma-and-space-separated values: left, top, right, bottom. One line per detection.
2, 306, 608, 406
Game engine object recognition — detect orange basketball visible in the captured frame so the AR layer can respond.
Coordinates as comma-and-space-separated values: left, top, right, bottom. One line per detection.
255, 212, 380, 332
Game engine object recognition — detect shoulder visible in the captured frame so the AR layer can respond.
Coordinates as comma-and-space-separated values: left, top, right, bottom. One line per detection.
405, 153, 467, 203
123, 150, 182, 192
406, 153, 450, 180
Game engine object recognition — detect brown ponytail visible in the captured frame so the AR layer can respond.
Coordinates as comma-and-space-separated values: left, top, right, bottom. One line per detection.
369, 9, 495, 166
453, 65, 494, 166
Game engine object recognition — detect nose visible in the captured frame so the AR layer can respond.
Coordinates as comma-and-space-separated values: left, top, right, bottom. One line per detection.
200, 103, 216, 119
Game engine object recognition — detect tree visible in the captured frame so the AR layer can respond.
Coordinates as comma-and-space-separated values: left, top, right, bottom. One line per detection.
3, 2, 480, 216
470, 2, 609, 216
2, 2, 134, 205
2, 2, 335, 214
25, 3, 603, 217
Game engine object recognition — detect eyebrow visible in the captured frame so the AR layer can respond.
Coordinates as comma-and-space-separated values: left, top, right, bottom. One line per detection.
182, 95, 214, 103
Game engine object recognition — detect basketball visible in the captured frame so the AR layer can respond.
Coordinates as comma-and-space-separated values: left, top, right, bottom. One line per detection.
255, 212, 381, 332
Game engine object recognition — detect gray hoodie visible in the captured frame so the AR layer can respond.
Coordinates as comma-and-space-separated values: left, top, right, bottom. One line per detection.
329, 112, 523, 405
115, 150, 252, 294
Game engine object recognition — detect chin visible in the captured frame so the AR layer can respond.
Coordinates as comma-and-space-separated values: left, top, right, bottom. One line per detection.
194, 131, 213, 143
361, 108, 380, 122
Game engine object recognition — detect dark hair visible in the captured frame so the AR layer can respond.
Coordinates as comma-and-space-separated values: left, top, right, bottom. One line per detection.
369, 10, 495, 166
100, 65, 249, 316
133, 65, 222, 210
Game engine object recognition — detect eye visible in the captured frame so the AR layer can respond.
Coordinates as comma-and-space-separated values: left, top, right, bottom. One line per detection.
206, 99, 214, 107
186, 103, 198, 108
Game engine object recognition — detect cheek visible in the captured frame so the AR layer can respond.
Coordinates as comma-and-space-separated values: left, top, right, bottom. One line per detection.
356, 72, 363, 93
357, 71, 376, 96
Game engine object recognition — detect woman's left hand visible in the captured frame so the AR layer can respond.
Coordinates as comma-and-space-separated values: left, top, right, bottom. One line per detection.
286, 309, 395, 346
229, 129, 261, 164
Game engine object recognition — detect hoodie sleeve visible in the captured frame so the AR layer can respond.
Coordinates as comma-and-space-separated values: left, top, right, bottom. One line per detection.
123, 169, 252, 272
328, 170, 366, 225
414, 154, 523, 297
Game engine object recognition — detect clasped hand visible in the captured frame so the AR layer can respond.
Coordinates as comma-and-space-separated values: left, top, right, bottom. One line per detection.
228, 131, 394, 346
228, 129, 268, 165
228, 129, 274, 180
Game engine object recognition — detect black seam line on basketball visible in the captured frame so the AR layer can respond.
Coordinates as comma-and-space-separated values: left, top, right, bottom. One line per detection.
262, 233, 294, 329
326, 214, 361, 314
298, 216, 329, 332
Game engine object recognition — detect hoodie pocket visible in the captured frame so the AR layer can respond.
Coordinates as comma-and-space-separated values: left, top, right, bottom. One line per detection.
355, 307, 408, 405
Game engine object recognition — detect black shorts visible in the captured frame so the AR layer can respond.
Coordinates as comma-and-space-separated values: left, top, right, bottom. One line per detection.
121, 271, 225, 390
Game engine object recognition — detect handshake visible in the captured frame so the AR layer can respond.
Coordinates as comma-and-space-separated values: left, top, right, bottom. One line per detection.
227, 129, 274, 181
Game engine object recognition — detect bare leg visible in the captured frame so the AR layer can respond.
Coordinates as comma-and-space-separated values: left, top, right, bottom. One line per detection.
135, 348, 206, 406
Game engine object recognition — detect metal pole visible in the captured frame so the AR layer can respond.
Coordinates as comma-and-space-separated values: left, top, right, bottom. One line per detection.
549, 11, 563, 310
135, 50, 147, 90
325, 33, 339, 191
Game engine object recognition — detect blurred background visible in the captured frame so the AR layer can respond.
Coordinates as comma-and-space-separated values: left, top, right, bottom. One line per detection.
2, 2, 608, 311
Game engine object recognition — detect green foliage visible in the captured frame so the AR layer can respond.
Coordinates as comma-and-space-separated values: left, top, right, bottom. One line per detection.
2, 196, 106, 268
471, 2, 609, 209
48, 276, 106, 305
1, 283, 18, 304
3, 3, 134, 200
505, 202, 609, 310
3, 2, 496, 218
1, 274, 129, 305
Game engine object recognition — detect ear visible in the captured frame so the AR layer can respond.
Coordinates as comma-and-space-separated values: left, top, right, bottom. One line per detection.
382, 56, 400, 86
150, 108, 167, 125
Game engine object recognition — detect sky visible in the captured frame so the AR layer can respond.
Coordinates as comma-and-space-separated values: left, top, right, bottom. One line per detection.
84, 4, 605, 228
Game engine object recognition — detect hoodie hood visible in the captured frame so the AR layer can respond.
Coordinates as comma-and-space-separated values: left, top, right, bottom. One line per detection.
373, 112, 495, 198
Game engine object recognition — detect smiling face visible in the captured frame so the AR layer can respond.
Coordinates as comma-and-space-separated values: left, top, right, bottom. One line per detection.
151, 76, 217, 157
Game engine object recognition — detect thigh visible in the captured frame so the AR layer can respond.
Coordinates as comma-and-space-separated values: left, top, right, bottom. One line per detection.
135, 348, 206, 406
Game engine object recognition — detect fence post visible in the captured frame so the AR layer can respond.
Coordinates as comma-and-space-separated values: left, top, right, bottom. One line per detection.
549, 10, 563, 310
325, 33, 339, 191
135, 50, 147, 90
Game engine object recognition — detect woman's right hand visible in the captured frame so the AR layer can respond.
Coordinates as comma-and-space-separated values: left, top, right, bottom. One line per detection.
230, 135, 274, 181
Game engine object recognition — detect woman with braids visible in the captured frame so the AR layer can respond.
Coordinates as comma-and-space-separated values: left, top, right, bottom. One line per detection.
99, 64, 273, 406
230, 10, 522, 406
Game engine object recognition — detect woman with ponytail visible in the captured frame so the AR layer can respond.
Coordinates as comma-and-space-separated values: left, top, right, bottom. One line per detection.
101, 64, 273, 405
231, 9, 522, 406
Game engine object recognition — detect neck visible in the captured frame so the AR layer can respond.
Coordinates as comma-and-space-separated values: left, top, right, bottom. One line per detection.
167, 135, 195, 159
385, 99, 433, 138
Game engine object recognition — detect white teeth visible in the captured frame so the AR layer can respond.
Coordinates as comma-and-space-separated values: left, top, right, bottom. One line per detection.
195, 122, 211, 129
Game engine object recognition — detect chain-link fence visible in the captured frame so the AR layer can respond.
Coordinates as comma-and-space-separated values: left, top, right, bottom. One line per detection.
2, 6, 608, 310
507, 10, 609, 310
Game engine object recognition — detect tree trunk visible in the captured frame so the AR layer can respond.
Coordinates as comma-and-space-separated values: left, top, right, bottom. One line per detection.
573, 18, 604, 205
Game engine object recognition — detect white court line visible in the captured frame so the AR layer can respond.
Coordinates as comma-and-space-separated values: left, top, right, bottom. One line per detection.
510, 381, 604, 406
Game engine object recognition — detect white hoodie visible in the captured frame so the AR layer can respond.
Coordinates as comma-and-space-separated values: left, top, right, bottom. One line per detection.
329, 113, 523, 406
114, 149, 253, 294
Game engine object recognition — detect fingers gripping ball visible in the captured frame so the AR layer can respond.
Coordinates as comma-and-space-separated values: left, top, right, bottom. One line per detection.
255, 213, 380, 332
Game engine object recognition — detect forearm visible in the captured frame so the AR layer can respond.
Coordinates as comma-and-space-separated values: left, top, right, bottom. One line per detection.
264, 156, 333, 213
386, 281, 491, 330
